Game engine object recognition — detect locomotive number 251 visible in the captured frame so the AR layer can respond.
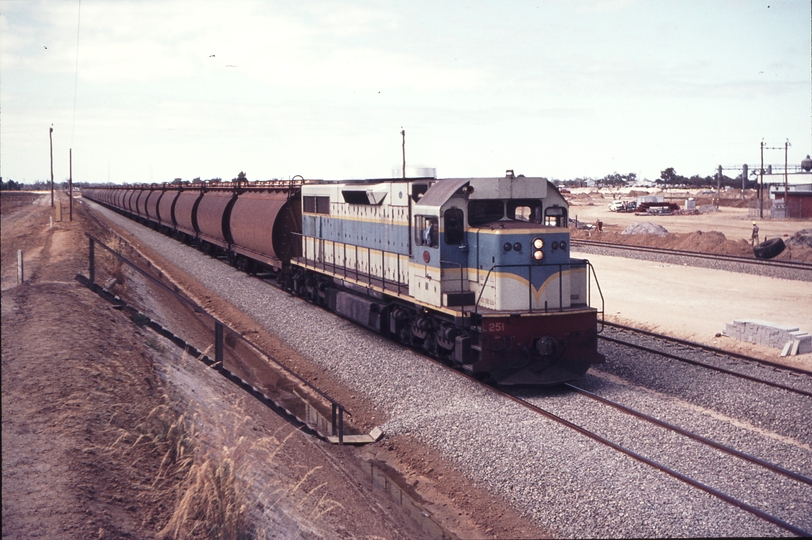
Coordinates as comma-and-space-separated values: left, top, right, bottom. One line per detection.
486, 322, 505, 333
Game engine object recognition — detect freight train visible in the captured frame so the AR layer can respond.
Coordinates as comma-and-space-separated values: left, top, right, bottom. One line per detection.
82, 171, 604, 385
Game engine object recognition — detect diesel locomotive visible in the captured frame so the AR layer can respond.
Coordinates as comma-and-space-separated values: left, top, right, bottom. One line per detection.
82, 171, 604, 385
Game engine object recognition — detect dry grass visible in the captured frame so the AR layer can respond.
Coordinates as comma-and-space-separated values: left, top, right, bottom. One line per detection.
77, 257, 348, 538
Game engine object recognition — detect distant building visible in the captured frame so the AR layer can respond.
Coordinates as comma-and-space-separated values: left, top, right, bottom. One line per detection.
770, 182, 812, 219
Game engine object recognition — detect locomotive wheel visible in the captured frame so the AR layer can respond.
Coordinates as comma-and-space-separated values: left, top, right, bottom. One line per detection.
753, 237, 785, 259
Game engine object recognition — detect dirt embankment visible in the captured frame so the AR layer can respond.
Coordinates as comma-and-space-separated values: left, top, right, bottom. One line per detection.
2, 193, 196, 538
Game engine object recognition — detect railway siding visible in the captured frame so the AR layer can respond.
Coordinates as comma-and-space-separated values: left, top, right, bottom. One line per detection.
571, 240, 812, 281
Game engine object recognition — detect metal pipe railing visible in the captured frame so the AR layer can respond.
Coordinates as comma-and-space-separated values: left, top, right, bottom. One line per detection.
294, 233, 410, 296
84, 233, 349, 443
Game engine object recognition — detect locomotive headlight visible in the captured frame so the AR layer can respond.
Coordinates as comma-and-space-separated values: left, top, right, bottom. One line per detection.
532, 237, 544, 250
533, 250, 544, 261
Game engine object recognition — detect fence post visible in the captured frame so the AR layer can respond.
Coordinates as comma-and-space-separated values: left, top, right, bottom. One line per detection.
89, 237, 95, 285
338, 407, 344, 445
17, 250, 24, 284
331, 404, 337, 436
215, 322, 224, 366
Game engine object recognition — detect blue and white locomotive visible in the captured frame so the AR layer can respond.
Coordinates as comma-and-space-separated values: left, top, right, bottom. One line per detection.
292, 171, 604, 384
83, 170, 604, 385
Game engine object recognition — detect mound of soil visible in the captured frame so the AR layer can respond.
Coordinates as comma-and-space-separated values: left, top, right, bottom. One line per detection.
573, 227, 812, 261
621, 222, 669, 236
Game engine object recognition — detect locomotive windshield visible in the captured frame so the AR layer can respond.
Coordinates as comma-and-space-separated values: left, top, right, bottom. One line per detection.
469, 199, 544, 226
507, 199, 543, 223
468, 200, 503, 226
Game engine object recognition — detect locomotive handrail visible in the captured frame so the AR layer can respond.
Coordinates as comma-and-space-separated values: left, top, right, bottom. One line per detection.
294, 233, 409, 297
581, 259, 605, 332
473, 260, 604, 317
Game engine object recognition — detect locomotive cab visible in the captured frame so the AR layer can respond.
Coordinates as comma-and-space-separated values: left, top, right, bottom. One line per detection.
410, 174, 583, 312
410, 173, 603, 384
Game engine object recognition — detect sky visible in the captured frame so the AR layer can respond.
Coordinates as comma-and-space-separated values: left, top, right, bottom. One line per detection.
1, 0, 810, 185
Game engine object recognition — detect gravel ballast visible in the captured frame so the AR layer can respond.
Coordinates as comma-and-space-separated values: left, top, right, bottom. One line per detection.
86, 201, 810, 537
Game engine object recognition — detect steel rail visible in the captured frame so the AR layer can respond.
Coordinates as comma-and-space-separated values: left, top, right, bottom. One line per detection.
404, 351, 812, 536
570, 239, 812, 271
600, 334, 812, 398
600, 324, 812, 396
603, 321, 812, 376
510, 389, 812, 537
565, 383, 812, 486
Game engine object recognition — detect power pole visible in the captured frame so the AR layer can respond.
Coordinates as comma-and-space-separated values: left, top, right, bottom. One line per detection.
69, 148, 73, 221
759, 140, 764, 219
716, 165, 722, 209
401, 128, 406, 179
50, 126, 54, 207
784, 139, 790, 217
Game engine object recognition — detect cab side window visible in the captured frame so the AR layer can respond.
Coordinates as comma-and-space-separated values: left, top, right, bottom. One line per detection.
415, 215, 439, 247
544, 205, 567, 227
444, 208, 464, 245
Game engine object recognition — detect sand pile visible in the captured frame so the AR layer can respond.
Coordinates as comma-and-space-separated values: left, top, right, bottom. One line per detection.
621, 222, 669, 236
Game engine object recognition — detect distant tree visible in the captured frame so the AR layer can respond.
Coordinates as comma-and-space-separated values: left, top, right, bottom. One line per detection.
233, 171, 248, 182
660, 167, 677, 184
600, 172, 625, 187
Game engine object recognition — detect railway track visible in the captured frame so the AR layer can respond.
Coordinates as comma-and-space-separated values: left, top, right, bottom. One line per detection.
600, 321, 812, 396
512, 385, 812, 537
571, 239, 812, 278
405, 343, 812, 536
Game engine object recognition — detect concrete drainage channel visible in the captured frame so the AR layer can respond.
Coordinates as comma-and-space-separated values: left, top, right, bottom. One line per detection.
79, 233, 380, 445
365, 459, 452, 539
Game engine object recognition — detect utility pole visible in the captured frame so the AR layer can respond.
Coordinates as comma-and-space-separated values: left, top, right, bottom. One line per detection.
50, 126, 54, 207
716, 165, 722, 209
401, 128, 406, 179
759, 140, 764, 219
784, 139, 791, 217
69, 149, 73, 221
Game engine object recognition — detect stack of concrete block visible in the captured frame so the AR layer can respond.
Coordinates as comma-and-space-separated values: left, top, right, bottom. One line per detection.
724, 319, 812, 356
